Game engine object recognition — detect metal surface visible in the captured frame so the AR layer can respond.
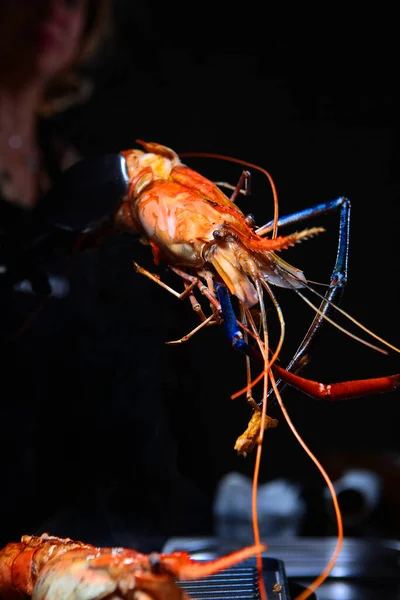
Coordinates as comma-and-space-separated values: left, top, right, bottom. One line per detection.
177, 557, 291, 600
163, 536, 400, 600
163, 536, 399, 579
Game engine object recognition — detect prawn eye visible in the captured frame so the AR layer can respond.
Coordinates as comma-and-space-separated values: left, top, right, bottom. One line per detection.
213, 227, 227, 240
245, 213, 256, 228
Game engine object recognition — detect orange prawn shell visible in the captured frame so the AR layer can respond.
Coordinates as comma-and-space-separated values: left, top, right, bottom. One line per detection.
118, 144, 266, 306
120, 146, 253, 262
0, 534, 95, 597
117, 141, 310, 307
0, 534, 265, 600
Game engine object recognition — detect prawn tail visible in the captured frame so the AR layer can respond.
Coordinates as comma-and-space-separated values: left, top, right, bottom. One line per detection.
135, 139, 180, 161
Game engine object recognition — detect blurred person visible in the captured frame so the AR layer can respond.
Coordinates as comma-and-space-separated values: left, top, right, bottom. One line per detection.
0, 0, 110, 210
0, 0, 113, 315
0, 0, 111, 546
0, 0, 214, 551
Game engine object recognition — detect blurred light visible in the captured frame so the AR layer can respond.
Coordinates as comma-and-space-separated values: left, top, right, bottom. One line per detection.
331, 565, 351, 578
326, 581, 355, 599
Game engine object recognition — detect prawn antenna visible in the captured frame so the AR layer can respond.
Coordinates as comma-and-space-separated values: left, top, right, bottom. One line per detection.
287, 276, 400, 355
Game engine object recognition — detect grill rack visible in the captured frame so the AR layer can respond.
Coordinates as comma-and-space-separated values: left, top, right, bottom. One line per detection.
177, 557, 290, 599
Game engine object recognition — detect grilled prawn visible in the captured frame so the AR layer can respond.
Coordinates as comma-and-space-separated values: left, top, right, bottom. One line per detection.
0, 533, 265, 600
115, 140, 319, 308
110, 140, 400, 600
114, 140, 399, 450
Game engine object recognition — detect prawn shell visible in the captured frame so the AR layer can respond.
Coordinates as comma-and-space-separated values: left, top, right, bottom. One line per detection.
120, 145, 309, 307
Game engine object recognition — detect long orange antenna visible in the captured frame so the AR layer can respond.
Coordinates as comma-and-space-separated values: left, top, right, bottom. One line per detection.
269, 370, 344, 600
181, 148, 344, 600
252, 278, 271, 600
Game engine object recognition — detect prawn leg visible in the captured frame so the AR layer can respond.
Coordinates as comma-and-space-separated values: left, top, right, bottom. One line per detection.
263, 196, 351, 384
214, 169, 251, 203
133, 261, 223, 342
133, 261, 197, 300
217, 279, 400, 401
215, 281, 261, 363
272, 363, 400, 400
214, 195, 351, 366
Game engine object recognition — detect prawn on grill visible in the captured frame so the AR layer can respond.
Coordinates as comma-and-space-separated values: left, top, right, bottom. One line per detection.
0, 533, 265, 600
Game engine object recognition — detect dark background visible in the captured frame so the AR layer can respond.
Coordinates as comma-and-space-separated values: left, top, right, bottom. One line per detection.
5, 1, 400, 550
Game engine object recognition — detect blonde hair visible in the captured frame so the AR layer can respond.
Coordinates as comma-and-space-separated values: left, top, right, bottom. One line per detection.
41, 0, 112, 116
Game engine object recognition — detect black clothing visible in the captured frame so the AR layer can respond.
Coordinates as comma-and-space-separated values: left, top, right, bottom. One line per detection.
0, 124, 214, 550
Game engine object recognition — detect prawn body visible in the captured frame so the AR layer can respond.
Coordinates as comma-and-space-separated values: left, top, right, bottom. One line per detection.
0, 533, 265, 600
116, 141, 313, 308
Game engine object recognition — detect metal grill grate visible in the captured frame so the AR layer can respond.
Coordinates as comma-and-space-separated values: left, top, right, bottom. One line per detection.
177, 558, 290, 599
